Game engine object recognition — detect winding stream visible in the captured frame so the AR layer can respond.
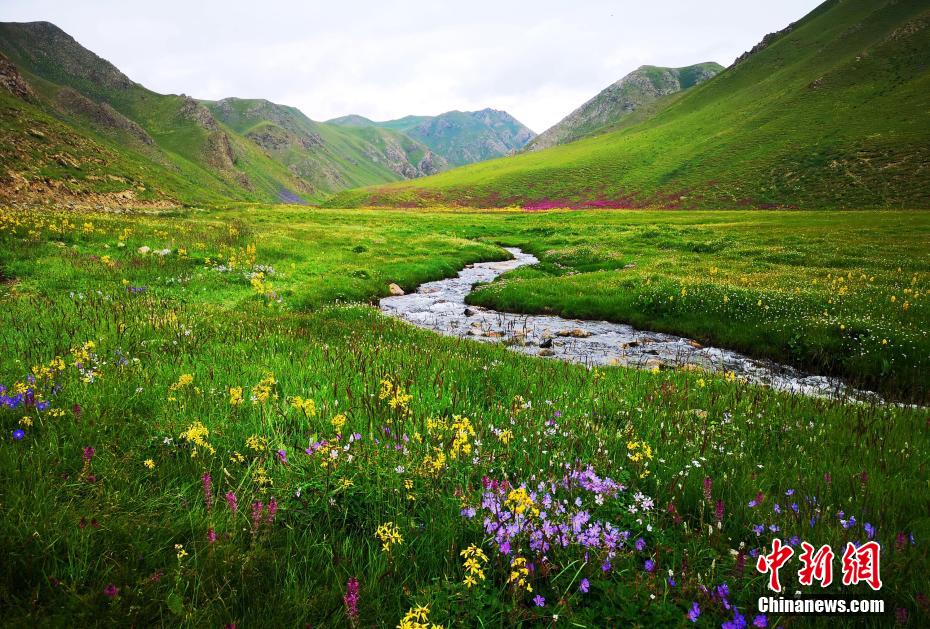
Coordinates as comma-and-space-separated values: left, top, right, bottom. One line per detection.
380, 248, 877, 401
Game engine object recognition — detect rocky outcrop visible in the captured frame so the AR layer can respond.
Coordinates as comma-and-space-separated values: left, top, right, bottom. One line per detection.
732, 24, 795, 67
180, 95, 219, 131
527, 63, 723, 151
55, 87, 154, 146
0, 53, 33, 101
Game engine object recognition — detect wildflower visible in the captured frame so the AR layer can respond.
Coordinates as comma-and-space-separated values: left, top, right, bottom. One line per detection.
179, 421, 215, 457
207, 528, 217, 543
251, 501, 264, 534
753, 614, 768, 627
83, 446, 95, 461
175, 544, 188, 560
12, 429, 25, 441
375, 522, 403, 552
291, 395, 316, 417
644, 559, 656, 572
533, 594, 545, 607
687, 602, 701, 623
103, 584, 119, 598
251, 373, 277, 405
331, 414, 347, 434
266, 497, 278, 523
508, 556, 532, 592
461, 544, 488, 587
703, 476, 713, 502
343, 577, 360, 621
225, 491, 238, 514
229, 387, 244, 406
143, 458, 155, 469
276, 449, 287, 464
579, 578, 590, 593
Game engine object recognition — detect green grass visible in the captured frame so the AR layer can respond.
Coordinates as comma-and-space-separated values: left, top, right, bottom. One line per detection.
328, 0, 930, 210
1, 205, 928, 627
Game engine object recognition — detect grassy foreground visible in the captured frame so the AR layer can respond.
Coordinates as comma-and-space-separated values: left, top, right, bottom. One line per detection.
1, 205, 928, 627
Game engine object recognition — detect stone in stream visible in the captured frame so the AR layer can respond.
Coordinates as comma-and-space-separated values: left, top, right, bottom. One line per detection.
538, 348, 556, 356
388, 283, 405, 296
463, 307, 477, 316
539, 337, 553, 349
557, 328, 592, 338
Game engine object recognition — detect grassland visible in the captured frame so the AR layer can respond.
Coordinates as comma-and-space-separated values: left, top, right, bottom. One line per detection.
1, 205, 928, 627
328, 0, 930, 210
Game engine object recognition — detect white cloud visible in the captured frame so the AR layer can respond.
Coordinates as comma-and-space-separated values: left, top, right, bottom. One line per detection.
1, 0, 823, 132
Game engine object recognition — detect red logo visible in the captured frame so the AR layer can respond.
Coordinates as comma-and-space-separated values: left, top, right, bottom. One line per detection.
757, 539, 882, 592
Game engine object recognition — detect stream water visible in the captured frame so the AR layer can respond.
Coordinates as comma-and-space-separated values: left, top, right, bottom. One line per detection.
380, 248, 877, 401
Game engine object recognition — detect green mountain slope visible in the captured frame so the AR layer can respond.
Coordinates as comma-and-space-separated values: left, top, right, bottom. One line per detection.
328, 0, 930, 210
0, 21, 450, 205
328, 108, 536, 166
526, 63, 723, 151
203, 98, 448, 196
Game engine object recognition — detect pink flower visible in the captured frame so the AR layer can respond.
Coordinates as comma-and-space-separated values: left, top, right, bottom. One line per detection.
251, 501, 264, 534
83, 446, 95, 461
266, 497, 278, 524
343, 577, 360, 620
207, 527, 217, 544
103, 584, 119, 598
224, 491, 238, 515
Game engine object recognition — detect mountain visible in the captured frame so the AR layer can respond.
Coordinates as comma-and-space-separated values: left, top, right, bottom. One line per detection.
0, 21, 447, 206
328, 109, 536, 166
203, 98, 447, 194
328, 0, 930, 210
526, 63, 723, 151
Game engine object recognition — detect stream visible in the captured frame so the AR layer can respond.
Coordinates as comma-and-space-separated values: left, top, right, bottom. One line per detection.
380, 248, 878, 401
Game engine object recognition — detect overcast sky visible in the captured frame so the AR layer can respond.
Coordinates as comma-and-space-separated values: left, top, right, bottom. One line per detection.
2, 0, 823, 132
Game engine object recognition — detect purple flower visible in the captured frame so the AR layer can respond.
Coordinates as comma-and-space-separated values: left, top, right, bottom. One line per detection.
343, 577, 360, 620
103, 584, 119, 598
864, 522, 875, 539
748, 500, 758, 508
225, 491, 238, 515
12, 429, 25, 441
83, 446, 95, 461
753, 614, 768, 627
668, 577, 677, 587
635, 537, 646, 551
532, 595, 545, 607
276, 449, 287, 463
579, 578, 590, 593
785, 489, 795, 496
687, 602, 701, 623
644, 559, 655, 573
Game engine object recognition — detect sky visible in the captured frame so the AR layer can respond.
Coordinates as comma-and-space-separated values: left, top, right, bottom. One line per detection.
1, 0, 824, 132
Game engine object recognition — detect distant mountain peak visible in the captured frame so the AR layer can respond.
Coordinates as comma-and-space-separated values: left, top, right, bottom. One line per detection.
527, 62, 723, 151
328, 109, 535, 166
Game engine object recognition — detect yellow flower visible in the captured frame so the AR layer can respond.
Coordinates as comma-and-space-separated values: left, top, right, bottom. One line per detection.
291, 396, 317, 417
229, 386, 244, 406
375, 522, 403, 552
175, 544, 188, 560
143, 458, 155, 469
331, 414, 347, 434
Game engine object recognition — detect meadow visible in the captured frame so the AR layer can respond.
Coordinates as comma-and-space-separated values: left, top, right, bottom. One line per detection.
1, 205, 928, 627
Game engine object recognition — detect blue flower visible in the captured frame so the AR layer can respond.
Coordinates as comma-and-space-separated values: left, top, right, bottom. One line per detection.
687, 602, 700, 622
12, 429, 25, 441
579, 578, 590, 593
532, 594, 545, 607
